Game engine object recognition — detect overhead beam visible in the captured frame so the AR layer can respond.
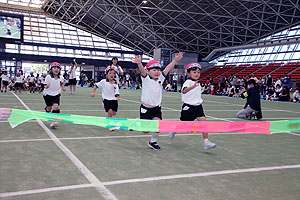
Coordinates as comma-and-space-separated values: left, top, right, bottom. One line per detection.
203, 37, 300, 61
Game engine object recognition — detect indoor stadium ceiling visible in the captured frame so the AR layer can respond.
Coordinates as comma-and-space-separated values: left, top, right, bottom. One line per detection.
42, 0, 300, 60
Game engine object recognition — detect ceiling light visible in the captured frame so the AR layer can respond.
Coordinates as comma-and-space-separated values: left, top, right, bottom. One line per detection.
142, 1, 147, 3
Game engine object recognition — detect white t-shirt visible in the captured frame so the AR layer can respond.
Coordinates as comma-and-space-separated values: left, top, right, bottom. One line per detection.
15, 76, 24, 83
69, 67, 76, 79
1, 74, 9, 81
28, 76, 35, 83
181, 79, 203, 106
95, 79, 120, 100
43, 75, 64, 96
141, 73, 165, 107
40, 77, 46, 84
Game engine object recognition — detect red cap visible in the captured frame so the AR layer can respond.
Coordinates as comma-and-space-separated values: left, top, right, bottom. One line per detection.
50, 62, 61, 69
186, 63, 201, 71
145, 60, 161, 70
105, 66, 115, 74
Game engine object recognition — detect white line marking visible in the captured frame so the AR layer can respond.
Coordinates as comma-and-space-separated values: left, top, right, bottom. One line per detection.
103, 164, 300, 186
0, 132, 254, 143
0, 184, 93, 198
11, 92, 118, 200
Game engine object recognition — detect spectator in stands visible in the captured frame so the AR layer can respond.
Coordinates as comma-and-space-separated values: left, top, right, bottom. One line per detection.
266, 75, 273, 90
236, 79, 262, 120
231, 75, 238, 86
278, 86, 290, 101
272, 84, 282, 101
249, 74, 258, 83
281, 75, 289, 88
286, 75, 292, 89
201, 83, 209, 94
224, 84, 232, 96
209, 77, 214, 85
260, 76, 267, 96
172, 73, 178, 91
296, 78, 300, 89
130, 71, 136, 88
275, 77, 282, 88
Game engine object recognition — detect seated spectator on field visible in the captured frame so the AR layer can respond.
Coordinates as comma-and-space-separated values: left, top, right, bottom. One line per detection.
214, 83, 224, 95
292, 88, 300, 102
278, 86, 290, 101
265, 85, 275, 100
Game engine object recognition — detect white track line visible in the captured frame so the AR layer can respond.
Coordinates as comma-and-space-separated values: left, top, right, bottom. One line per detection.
103, 164, 300, 186
0, 132, 255, 143
11, 92, 118, 200
0, 184, 93, 198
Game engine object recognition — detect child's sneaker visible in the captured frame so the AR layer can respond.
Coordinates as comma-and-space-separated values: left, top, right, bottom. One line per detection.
168, 132, 176, 140
249, 112, 256, 120
148, 142, 161, 150
204, 140, 216, 150
50, 121, 58, 129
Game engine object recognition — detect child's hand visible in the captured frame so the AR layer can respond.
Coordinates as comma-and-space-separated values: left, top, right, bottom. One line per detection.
90, 92, 95, 97
0, 108, 11, 121
117, 96, 120, 101
175, 52, 184, 62
193, 80, 200, 87
45, 84, 50, 89
132, 55, 142, 64
62, 88, 66, 92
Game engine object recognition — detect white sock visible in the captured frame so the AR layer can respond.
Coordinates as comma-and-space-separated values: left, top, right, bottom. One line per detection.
150, 132, 159, 143
204, 138, 209, 143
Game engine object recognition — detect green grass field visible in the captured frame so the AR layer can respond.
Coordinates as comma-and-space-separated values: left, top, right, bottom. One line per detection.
0, 88, 300, 200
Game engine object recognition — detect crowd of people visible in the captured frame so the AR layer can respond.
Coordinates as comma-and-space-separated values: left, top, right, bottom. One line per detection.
202, 74, 300, 102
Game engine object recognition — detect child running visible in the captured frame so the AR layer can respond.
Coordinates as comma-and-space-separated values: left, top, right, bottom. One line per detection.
168, 63, 216, 150
132, 52, 183, 150
90, 66, 120, 130
43, 62, 66, 128
1, 69, 9, 93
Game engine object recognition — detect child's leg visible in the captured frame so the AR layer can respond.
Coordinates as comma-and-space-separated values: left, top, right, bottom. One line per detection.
107, 109, 116, 118
196, 116, 208, 139
197, 116, 216, 150
150, 117, 160, 143
52, 104, 60, 113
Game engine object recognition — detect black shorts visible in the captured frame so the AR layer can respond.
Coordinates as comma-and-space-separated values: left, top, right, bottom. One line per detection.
29, 82, 35, 87
43, 94, 61, 107
69, 78, 77, 85
2, 80, 8, 86
180, 103, 205, 121
14, 82, 22, 88
103, 99, 118, 112
140, 104, 162, 120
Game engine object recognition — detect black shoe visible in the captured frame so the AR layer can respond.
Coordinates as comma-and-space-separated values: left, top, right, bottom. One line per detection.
249, 112, 256, 120
148, 142, 161, 150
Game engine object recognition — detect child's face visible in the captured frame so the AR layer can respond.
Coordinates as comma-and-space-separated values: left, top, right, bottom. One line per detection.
147, 68, 161, 79
106, 70, 116, 81
51, 66, 61, 76
112, 59, 118, 65
187, 68, 201, 80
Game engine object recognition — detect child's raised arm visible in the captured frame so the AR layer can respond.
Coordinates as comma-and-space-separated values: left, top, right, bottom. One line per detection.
163, 52, 183, 75
132, 55, 146, 77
